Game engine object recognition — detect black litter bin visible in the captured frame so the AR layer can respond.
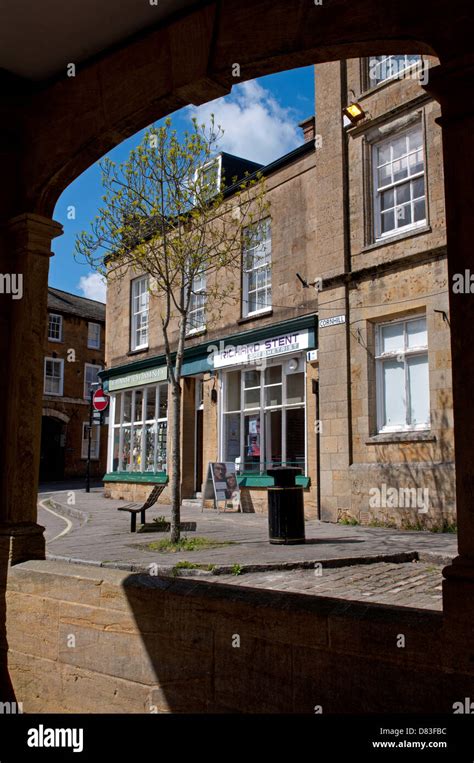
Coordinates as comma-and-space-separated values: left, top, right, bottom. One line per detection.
267, 467, 305, 544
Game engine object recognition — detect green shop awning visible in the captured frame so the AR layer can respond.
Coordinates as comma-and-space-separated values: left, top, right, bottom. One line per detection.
100, 313, 317, 391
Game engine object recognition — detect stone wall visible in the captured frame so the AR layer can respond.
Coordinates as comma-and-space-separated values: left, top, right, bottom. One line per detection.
5, 560, 474, 713
313, 59, 454, 526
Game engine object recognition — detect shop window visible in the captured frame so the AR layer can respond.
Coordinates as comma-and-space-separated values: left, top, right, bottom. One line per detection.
87, 322, 101, 349
44, 358, 64, 396
375, 315, 430, 432
372, 124, 426, 241
242, 218, 272, 317
84, 363, 102, 400
81, 422, 100, 459
48, 313, 62, 342
222, 359, 306, 473
130, 275, 149, 351
368, 55, 422, 86
110, 383, 168, 473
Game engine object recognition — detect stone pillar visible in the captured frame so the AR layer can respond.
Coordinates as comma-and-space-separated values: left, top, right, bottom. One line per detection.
424, 61, 474, 623
0, 213, 63, 565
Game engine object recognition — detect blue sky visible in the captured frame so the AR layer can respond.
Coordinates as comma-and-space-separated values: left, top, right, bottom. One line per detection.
51, 65, 315, 302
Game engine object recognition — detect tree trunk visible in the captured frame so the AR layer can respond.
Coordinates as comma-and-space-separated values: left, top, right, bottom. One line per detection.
170, 380, 182, 543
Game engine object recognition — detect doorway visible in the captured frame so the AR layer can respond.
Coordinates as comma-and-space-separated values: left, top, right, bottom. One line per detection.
39, 416, 66, 482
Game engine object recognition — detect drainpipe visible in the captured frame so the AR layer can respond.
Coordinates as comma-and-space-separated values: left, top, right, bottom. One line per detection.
340, 59, 354, 468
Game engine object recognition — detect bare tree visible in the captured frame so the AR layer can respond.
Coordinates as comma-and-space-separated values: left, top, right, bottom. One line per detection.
76, 117, 268, 541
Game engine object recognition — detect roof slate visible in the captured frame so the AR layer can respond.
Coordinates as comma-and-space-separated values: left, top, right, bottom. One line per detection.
47, 287, 106, 321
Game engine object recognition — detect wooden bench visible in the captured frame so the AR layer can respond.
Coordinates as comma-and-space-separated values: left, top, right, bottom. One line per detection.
117, 483, 166, 532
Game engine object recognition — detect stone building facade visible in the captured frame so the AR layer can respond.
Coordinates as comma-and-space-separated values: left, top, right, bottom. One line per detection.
40, 288, 107, 481
102, 55, 455, 527
314, 55, 454, 528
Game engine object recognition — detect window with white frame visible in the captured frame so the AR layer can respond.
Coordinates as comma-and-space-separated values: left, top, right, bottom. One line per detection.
222, 358, 305, 473
375, 315, 430, 432
84, 363, 102, 399
187, 271, 206, 333
81, 422, 100, 459
44, 358, 64, 396
87, 322, 101, 349
242, 218, 272, 317
110, 383, 168, 472
48, 313, 63, 342
373, 125, 426, 240
368, 55, 422, 86
131, 276, 149, 351
195, 156, 221, 200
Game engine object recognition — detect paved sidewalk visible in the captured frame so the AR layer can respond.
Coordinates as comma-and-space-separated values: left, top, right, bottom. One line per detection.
38, 487, 457, 570
37, 487, 457, 610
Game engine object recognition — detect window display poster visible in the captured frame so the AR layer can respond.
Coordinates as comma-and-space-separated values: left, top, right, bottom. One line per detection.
202, 461, 241, 512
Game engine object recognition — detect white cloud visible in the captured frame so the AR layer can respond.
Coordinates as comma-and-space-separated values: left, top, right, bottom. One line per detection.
78, 272, 106, 303
189, 80, 302, 165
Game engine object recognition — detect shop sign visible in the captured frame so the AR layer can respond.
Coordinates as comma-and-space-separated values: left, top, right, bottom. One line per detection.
108, 365, 167, 392
212, 329, 310, 369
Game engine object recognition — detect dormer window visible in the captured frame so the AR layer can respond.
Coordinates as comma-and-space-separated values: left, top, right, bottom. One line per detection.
195, 156, 222, 200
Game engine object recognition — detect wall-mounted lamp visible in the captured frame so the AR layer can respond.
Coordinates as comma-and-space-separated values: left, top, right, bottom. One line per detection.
343, 102, 366, 126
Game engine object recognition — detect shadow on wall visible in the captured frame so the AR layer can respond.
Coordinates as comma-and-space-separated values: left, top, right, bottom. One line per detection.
239, 488, 256, 513
362, 390, 456, 529
122, 571, 473, 714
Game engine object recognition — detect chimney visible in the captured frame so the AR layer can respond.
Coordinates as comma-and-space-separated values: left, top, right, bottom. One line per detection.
299, 116, 315, 143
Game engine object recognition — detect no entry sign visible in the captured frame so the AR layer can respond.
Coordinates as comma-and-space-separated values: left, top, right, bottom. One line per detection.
92, 387, 109, 412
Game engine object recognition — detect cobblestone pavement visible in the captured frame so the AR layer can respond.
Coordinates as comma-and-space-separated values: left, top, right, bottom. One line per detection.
37, 486, 455, 610
198, 561, 444, 610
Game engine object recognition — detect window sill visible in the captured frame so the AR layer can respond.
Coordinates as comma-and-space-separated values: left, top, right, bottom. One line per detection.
358, 67, 424, 100
186, 328, 207, 339
237, 473, 310, 489
103, 471, 168, 484
127, 347, 149, 357
362, 225, 431, 253
366, 431, 435, 445
238, 309, 273, 326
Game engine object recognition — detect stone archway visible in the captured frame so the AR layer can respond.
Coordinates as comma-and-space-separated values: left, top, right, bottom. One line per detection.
1, 0, 473, 627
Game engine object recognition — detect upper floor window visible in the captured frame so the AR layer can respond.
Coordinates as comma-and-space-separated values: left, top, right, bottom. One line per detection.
242, 218, 272, 318
84, 363, 102, 400
368, 55, 422, 86
44, 358, 64, 396
375, 315, 430, 432
87, 322, 101, 349
373, 125, 426, 241
48, 313, 62, 342
131, 276, 149, 351
187, 271, 206, 334
195, 156, 221, 200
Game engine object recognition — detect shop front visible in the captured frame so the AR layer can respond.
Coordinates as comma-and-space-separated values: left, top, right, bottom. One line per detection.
101, 315, 318, 513
102, 365, 170, 501
212, 317, 318, 513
